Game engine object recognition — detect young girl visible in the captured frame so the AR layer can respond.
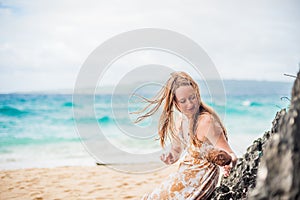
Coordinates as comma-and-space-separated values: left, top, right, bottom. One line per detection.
135, 71, 237, 200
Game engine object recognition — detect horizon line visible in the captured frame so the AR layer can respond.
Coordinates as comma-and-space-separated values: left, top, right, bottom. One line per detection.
0, 79, 294, 95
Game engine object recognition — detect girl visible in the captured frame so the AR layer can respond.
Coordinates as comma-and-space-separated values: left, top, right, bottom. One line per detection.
136, 71, 237, 200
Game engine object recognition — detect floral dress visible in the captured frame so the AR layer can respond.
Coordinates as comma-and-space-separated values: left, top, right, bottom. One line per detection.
142, 115, 221, 200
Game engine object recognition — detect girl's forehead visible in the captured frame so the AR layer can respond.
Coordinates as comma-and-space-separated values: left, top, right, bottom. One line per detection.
176, 85, 194, 91
175, 85, 195, 96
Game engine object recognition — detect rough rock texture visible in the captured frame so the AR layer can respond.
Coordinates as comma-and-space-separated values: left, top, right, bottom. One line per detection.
210, 110, 286, 200
211, 70, 300, 200
248, 71, 300, 199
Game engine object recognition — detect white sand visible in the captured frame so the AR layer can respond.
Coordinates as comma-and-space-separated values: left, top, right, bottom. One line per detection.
0, 164, 178, 200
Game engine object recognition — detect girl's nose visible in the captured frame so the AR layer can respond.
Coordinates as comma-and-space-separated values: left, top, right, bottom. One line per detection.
186, 100, 193, 108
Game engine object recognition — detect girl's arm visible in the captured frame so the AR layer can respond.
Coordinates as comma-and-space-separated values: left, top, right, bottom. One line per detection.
196, 114, 237, 176
160, 115, 184, 165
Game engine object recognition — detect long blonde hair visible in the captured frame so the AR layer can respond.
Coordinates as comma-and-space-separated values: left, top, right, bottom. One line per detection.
134, 71, 227, 147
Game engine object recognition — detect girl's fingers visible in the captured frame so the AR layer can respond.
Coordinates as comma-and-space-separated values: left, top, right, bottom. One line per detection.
160, 153, 174, 164
222, 165, 232, 177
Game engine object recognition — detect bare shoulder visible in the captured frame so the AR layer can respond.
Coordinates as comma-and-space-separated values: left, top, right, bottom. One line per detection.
195, 112, 214, 140
198, 112, 213, 125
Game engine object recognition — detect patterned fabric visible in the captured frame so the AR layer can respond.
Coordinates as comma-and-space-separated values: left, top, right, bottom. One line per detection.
141, 115, 221, 200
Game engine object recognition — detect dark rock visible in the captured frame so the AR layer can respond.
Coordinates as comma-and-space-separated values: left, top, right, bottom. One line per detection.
211, 70, 300, 199
216, 185, 230, 193
210, 118, 283, 199
248, 71, 300, 199
219, 192, 234, 200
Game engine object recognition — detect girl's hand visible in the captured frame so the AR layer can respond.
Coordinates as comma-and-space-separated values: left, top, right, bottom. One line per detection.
160, 152, 175, 165
222, 165, 231, 177
222, 153, 237, 177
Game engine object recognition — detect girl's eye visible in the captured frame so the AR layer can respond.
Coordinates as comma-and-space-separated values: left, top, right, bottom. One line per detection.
190, 95, 196, 100
179, 100, 186, 104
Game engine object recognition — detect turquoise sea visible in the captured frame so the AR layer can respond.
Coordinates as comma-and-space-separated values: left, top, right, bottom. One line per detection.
0, 80, 293, 170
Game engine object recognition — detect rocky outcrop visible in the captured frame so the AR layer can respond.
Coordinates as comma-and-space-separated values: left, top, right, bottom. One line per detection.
248, 71, 300, 199
211, 70, 300, 200
210, 109, 286, 200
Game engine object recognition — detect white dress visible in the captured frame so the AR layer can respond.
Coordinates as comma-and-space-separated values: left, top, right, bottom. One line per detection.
142, 114, 222, 200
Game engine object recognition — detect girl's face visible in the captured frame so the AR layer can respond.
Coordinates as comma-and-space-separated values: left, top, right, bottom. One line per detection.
175, 85, 200, 118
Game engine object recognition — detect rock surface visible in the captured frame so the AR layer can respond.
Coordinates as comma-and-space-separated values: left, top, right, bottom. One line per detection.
210, 110, 286, 200
210, 70, 300, 200
248, 71, 300, 199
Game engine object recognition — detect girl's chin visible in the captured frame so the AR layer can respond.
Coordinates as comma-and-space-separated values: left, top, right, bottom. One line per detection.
184, 112, 196, 118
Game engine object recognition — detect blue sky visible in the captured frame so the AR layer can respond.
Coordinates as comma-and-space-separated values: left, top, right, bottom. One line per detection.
0, 0, 299, 93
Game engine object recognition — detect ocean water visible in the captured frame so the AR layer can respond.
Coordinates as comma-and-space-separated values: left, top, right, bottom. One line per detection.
0, 80, 293, 170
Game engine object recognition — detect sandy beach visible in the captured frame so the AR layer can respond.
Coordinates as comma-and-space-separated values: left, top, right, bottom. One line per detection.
0, 164, 178, 200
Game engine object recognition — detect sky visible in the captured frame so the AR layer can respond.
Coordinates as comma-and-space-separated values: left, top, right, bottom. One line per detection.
0, 0, 299, 93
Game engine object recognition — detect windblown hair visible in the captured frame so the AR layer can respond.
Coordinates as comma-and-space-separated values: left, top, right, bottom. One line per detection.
133, 71, 227, 147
